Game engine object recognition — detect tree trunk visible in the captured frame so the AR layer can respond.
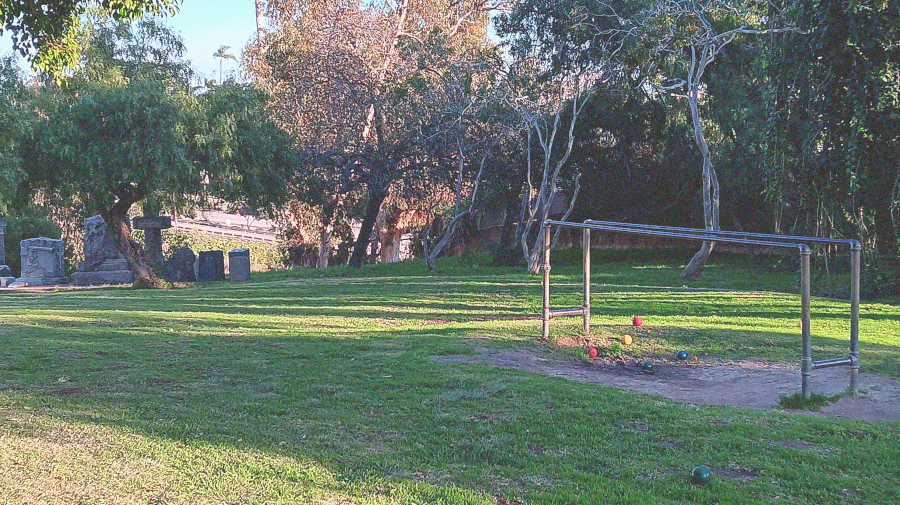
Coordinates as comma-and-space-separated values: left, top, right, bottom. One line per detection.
873, 159, 898, 255
104, 199, 155, 288
317, 224, 333, 269
681, 93, 721, 280
255, 0, 266, 39
348, 185, 389, 268
316, 195, 342, 268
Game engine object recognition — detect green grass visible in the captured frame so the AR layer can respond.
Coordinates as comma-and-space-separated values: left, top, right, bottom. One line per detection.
777, 393, 836, 411
1, 251, 899, 504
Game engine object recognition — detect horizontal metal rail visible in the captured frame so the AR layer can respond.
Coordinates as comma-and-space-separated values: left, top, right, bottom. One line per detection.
584, 219, 860, 248
542, 220, 862, 398
813, 357, 855, 370
549, 307, 588, 318
557, 221, 811, 253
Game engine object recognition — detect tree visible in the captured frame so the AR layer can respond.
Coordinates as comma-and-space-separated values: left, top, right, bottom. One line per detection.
500, 0, 795, 278
23, 18, 293, 286
247, 0, 497, 268
0, 56, 32, 215
767, 0, 900, 258
213, 45, 236, 82
626, 0, 795, 278
511, 71, 590, 275
0, 0, 181, 73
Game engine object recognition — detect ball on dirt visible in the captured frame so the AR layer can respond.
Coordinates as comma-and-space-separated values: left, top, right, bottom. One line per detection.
676, 350, 688, 360
691, 465, 711, 485
632, 316, 643, 327
641, 361, 655, 374
621, 334, 633, 345
587, 347, 598, 359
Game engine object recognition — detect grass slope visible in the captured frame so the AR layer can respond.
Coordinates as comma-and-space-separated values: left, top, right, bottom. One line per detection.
1, 251, 898, 504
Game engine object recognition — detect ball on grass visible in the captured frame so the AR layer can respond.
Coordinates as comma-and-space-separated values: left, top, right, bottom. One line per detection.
587, 347, 598, 359
691, 465, 711, 485
676, 350, 688, 360
632, 316, 643, 327
621, 334, 634, 346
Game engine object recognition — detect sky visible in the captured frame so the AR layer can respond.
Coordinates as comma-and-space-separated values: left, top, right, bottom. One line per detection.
2, 0, 259, 82
162, 0, 259, 82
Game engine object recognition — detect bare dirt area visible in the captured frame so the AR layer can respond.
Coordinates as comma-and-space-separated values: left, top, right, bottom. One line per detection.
436, 347, 900, 422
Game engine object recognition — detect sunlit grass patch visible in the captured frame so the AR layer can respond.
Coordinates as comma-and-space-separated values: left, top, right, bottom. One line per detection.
1, 252, 898, 504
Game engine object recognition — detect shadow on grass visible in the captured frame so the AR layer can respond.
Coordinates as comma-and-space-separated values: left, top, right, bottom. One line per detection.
2, 267, 900, 504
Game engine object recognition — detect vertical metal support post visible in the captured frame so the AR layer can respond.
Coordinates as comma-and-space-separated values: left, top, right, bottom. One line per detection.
582, 228, 591, 334
541, 224, 552, 340
800, 247, 812, 399
850, 245, 861, 392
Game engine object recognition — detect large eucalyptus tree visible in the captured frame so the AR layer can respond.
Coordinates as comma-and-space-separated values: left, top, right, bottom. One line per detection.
246, 0, 497, 268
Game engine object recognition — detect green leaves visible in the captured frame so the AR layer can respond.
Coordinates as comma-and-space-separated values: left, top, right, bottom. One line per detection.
1, 1, 183, 76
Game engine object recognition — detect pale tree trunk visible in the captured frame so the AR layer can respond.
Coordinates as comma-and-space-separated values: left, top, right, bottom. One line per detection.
255, 0, 266, 40
424, 138, 490, 273
516, 85, 588, 275
681, 78, 721, 280
316, 195, 342, 268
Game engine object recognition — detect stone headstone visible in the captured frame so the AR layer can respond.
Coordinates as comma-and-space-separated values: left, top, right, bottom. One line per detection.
9, 237, 69, 287
198, 250, 225, 282
71, 215, 134, 286
163, 247, 197, 282
229, 248, 251, 282
133, 215, 172, 267
0, 218, 13, 287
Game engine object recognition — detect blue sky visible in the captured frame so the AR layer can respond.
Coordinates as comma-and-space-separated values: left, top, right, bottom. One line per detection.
162, 0, 258, 82
2, 0, 258, 82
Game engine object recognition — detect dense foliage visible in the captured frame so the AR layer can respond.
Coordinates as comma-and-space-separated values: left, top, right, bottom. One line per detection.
0, 0, 181, 72
7, 18, 293, 285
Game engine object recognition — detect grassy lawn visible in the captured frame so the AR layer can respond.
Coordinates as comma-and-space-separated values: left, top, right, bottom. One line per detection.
1, 250, 899, 504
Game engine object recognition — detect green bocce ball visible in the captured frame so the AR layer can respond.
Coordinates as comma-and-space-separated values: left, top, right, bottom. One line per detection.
641, 361, 655, 374
691, 465, 711, 485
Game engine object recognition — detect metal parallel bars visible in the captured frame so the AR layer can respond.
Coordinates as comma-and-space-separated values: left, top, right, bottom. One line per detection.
541, 220, 859, 398
583, 220, 862, 392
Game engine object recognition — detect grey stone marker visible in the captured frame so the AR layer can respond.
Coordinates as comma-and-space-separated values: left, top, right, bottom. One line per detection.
132, 214, 172, 267
198, 250, 225, 282
0, 218, 14, 287
229, 248, 251, 281
163, 247, 197, 282
10, 237, 69, 287
71, 215, 134, 286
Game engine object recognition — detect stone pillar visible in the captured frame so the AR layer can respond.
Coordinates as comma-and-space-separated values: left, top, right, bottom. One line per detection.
229, 248, 251, 281
132, 215, 172, 268
198, 250, 225, 282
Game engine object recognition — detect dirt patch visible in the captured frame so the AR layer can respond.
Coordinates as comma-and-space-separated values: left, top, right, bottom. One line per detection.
449, 348, 900, 422
711, 466, 758, 480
